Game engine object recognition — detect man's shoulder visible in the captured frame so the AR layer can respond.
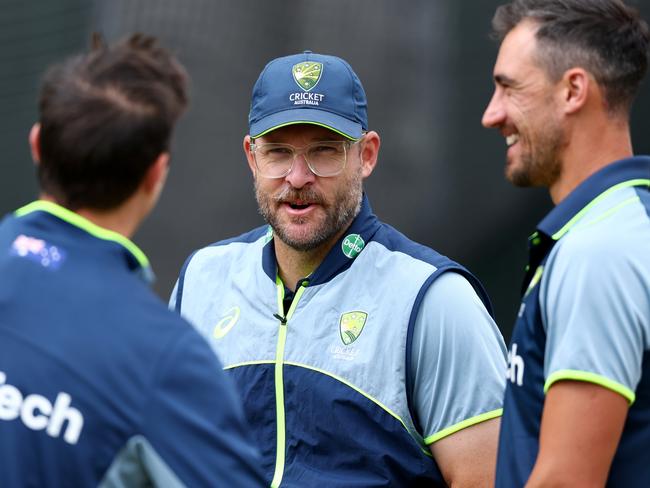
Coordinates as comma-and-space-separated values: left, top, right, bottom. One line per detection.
371, 221, 459, 270
553, 188, 650, 265
84, 275, 194, 350
180, 224, 268, 275
368, 219, 492, 314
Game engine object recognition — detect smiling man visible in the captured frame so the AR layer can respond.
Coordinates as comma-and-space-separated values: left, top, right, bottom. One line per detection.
482, 1, 650, 486
172, 51, 507, 487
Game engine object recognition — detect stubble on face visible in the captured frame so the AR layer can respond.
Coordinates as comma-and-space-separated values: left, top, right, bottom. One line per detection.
255, 166, 363, 252
501, 62, 568, 191
507, 114, 565, 188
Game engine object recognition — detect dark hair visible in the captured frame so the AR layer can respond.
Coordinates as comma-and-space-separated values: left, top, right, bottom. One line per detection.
492, 0, 650, 113
37, 34, 189, 210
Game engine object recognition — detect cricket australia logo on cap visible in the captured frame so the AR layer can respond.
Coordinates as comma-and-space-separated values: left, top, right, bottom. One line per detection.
339, 311, 368, 345
289, 61, 325, 106
341, 233, 365, 259
292, 61, 323, 91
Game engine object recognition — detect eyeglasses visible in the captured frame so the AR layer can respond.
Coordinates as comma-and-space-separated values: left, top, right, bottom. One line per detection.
250, 139, 358, 178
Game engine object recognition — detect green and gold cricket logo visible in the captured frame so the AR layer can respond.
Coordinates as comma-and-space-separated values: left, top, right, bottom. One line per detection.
339, 311, 368, 345
292, 62, 323, 91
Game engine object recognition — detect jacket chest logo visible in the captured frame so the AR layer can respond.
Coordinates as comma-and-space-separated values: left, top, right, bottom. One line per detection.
213, 306, 240, 339
339, 311, 367, 345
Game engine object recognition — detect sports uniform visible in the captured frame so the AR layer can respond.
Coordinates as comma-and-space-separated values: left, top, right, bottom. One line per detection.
173, 195, 507, 487
496, 157, 650, 487
0, 201, 265, 487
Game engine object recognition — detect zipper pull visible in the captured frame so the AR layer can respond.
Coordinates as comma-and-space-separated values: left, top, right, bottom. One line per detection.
273, 313, 287, 325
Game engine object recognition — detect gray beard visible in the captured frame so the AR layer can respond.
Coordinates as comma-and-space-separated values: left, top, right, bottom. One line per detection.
255, 174, 363, 252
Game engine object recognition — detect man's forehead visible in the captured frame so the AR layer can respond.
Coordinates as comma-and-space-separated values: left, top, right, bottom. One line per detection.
257, 123, 345, 142
493, 20, 543, 81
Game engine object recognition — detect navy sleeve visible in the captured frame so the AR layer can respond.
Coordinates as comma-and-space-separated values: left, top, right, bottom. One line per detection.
142, 327, 266, 487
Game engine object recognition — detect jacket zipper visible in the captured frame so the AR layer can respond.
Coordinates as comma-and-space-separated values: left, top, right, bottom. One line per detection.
270, 277, 306, 488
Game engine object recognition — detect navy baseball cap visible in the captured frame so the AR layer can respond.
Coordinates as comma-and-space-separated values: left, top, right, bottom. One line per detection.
248, 51, 368, 141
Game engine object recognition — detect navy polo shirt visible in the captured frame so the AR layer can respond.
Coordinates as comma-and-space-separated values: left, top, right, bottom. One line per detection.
496, 157, 650, 487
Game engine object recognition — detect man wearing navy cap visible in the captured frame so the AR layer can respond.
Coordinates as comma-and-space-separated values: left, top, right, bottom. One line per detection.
173, 51, 507, 486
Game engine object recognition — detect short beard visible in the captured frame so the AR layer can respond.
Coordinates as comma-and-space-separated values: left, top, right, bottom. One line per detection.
255, 170, 363, 252
508, 122, 564, 188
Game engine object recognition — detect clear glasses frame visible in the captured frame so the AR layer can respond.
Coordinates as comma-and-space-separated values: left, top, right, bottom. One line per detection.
250, 139, 359, 178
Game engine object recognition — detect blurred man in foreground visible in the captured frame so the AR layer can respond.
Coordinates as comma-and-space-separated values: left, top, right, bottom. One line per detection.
0, 35, 265, 487
482, 0, 650, 485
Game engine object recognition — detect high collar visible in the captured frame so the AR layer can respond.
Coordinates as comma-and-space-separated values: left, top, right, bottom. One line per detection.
537, 156, 650, 241
262, 193, 382, 287
14, 200, 154, 284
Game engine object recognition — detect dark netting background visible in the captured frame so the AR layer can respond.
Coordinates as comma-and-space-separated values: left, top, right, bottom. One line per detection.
2, 0, 650, 340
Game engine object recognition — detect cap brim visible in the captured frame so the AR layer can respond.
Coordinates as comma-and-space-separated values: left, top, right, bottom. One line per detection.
249, 108, 363, 140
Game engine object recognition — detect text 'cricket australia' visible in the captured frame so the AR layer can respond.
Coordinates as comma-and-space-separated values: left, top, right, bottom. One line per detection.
290, 92, 325, 106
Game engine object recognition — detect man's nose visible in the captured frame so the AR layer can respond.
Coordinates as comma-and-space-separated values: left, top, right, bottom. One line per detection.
482, 90, 506, 128
285, 154, 316, 188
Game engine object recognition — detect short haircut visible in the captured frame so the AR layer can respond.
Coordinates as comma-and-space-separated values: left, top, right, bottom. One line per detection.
492, 0, 650, 114
37, 34, 189, 210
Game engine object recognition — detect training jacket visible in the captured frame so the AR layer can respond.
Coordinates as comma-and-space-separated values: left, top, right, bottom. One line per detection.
0, 201, 265, 487
174, 195, 506, 487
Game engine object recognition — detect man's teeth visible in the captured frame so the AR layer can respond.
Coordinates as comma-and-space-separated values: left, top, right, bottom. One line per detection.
290, 202, 310, 209
506, 134, 520, 147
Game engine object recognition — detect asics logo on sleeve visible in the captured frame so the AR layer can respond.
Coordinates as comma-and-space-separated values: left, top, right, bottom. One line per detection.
213, 306, 241, 339
0, 371, 84, 444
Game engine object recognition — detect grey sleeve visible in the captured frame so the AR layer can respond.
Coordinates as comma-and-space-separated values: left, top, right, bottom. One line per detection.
100, 436, 187, 488
541, 234, 650, 403
410, 272, 507, 444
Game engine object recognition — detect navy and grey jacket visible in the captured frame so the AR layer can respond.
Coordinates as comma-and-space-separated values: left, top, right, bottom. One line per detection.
173, 195, 506, 487
0, 201, 265, 487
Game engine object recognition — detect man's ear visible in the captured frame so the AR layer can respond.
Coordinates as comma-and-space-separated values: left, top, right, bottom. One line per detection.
29, 123, 42, 164
142, 152, 170, 195
243, 135, 257, 177
358, 131, 380, 178
560, 68, 590, 115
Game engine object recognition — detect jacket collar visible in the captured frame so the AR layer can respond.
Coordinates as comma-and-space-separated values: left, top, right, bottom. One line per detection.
537, 156, 650, 241
15, 200, 154, 284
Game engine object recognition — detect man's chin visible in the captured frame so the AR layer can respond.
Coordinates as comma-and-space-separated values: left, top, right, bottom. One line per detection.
280, 226, 316, 245
276, 234, 323, 252
505, 160, 530, 187
506, 172, 532, 188
273, 220, 338, 252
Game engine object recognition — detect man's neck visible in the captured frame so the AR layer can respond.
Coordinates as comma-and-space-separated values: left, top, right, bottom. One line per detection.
40, 194, 144, 239
274, 227, 348, 291
549, 119, 633, 204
